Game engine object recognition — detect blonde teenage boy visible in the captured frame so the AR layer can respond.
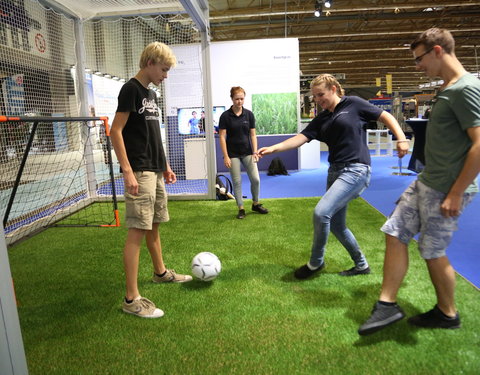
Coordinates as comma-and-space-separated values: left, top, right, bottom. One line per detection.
110, 42, 192, 319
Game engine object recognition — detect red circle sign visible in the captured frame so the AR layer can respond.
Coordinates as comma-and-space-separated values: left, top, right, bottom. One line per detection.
35, 33, 46, 53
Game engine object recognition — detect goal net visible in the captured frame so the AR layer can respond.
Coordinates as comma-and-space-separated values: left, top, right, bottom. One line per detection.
81, 13, 210, 198
0, 116, 119, 246
0, 0, 216, 244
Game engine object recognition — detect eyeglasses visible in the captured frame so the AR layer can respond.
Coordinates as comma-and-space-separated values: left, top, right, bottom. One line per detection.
414, 47, 434, 64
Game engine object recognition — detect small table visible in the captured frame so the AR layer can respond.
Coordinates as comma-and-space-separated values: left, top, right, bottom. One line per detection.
405, 119, 428, 173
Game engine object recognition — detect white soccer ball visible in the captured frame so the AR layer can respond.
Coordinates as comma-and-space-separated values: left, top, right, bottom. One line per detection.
191, 252, 222, 281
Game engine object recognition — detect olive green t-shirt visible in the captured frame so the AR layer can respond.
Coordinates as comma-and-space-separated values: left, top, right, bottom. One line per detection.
419, 73, 480, 194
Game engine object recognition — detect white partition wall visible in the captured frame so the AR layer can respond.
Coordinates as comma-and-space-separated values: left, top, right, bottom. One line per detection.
210, 38, 300, 144
299, 119, 322, 170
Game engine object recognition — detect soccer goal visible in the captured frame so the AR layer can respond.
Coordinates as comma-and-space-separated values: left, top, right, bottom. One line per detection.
0, 116, 120, 246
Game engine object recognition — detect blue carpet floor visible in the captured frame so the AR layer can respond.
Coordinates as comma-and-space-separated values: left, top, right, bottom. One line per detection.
238, 154, 479, 289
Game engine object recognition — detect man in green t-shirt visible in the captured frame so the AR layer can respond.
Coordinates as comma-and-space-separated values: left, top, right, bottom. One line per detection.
359, 28, 480, 335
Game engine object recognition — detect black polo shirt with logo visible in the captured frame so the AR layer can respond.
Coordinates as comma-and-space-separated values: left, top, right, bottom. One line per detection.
301, 96, 383, 165
218, 106, 256, 158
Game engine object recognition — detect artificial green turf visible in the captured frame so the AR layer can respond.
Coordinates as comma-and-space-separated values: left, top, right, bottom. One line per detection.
7, 198, 480, 374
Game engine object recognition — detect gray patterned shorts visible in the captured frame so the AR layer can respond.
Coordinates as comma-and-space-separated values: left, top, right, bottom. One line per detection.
381, 180, 476, 259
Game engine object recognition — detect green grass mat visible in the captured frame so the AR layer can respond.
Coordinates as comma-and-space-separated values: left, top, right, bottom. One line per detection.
7, 198, 480, 374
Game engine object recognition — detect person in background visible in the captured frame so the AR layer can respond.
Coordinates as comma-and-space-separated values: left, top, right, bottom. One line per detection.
189, 111, 200, 134
110, 41, 192, 319
198, 110, 205, 133
424, 106, 431, 119
219, 86, 269, 219
359, 28, 480, 335
258, 74, 409, 279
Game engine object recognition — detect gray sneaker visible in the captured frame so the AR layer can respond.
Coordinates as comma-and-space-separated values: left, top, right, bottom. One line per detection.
358, 301, 405, 335
339, 266, 371, 276
152, 269, 193, 283
122, 296, 164, 318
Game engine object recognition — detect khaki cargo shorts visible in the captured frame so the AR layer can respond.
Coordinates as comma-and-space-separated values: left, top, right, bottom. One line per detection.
124, 171, 169, 230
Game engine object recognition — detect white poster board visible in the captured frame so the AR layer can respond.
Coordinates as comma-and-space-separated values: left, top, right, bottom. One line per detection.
210, 38, 300, 111
165, 44, 203, 116
92, 74, 124, 123
165, 38, 300, 118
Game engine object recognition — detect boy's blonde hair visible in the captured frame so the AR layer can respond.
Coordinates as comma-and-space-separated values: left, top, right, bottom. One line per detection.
310, 74, 345, 97
139, 42, 177, 68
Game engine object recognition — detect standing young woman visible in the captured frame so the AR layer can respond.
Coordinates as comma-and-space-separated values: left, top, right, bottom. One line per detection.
258, 74, 409, 278
219, 86, 269, 219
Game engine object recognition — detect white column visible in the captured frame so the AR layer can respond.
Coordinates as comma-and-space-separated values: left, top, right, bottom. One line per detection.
74, 19, 97, 199
0, 225, 29, 375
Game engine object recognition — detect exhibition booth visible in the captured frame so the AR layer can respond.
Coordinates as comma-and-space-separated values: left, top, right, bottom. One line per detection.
163, 37, 321, 176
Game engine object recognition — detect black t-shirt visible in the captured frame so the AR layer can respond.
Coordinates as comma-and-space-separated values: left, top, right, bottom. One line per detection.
301, 96, 383, 165
218, 106, 255, 158
116, 78, 167, 172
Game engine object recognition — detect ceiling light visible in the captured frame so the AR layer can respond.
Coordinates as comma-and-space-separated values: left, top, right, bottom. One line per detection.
324, 1, 332, 8
314, 0, 322, 17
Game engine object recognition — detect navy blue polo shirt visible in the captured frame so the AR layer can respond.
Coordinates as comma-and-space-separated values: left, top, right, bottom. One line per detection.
301, 96, 383, 165
218, 106, 256, 158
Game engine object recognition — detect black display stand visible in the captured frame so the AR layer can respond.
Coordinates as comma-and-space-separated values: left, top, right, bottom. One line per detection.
405, 119, 428, 173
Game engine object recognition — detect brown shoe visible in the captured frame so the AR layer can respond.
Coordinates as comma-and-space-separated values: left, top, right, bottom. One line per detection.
237, 209, 246, 219
252, 204, 269, 214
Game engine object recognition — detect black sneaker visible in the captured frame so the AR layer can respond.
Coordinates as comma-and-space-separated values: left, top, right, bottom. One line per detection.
236, 209, 246, 219
252, 204, 269, 214
408, 305, 460, 329
294, 263, 325, 280
358, 301, 405, 336
339, 266, 371, 276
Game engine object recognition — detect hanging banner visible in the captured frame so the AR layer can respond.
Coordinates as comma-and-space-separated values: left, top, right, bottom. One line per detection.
386, 74, 393, 94
376, 77, 381, 87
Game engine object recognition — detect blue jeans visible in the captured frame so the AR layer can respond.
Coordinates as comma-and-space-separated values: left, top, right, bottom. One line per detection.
309, 163, 371, 269
229, 155, 260, 207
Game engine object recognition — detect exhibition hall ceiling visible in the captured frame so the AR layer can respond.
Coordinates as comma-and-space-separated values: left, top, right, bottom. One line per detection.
208, 0, 480, 92
45, 0, 480, 92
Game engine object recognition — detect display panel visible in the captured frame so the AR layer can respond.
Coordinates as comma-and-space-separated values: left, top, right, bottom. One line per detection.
177, 106, 225, 135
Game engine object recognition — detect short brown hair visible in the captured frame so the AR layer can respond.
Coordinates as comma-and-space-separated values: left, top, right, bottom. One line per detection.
310, 74, 345, 97
139, 42, 177, 69
410, 28, 455, 54
230, 86, 246, 98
